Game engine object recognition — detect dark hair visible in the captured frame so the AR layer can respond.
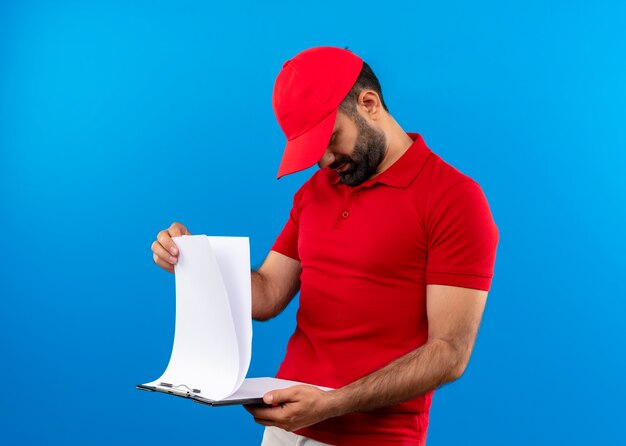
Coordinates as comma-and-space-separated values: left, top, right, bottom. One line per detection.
339, 61, 389, 116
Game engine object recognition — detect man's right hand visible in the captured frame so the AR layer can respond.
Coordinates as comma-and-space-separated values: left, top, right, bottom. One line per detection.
151, 222, 191, 273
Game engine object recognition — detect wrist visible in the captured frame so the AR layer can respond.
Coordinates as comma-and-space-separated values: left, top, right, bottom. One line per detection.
324, 387, 353, 418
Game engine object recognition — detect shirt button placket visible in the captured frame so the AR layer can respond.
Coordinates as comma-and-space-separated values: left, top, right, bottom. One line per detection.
343, 188, 360, 219
334, 188, 359, 229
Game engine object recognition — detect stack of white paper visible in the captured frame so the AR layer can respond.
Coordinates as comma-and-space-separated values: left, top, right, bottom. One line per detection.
139, 235, 329, 405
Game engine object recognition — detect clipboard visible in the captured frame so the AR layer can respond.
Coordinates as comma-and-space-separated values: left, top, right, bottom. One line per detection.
137, 376, 329, 406
137, 383, 264, 406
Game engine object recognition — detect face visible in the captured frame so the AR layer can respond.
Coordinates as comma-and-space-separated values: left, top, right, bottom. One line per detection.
319, 111, 387, 187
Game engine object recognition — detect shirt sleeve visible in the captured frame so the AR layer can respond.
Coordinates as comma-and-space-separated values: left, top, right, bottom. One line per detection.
271, 184, 307, 261
426, 179, 499, 291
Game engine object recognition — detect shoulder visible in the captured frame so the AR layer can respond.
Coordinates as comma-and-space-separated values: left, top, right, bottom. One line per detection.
421, 155, 496, 241
427, 151, 473, 189
418, 151, 486, 208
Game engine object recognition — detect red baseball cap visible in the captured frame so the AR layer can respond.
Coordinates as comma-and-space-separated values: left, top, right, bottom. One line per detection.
272, 47, 363, 178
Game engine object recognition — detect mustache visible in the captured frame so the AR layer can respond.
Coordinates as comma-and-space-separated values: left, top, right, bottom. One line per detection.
329, 156, 353, 170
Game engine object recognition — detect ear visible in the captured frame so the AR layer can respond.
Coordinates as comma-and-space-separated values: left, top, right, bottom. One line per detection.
357, 89, 383, 121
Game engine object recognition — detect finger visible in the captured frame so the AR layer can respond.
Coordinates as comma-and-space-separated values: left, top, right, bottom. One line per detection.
264, 386, 301, 405
244, 405, 274, 418
151, 240, 178, 266
157, 230, 179, 257
252, 416, 279, 427
168, 222, 190, 238
153, 253, 175, 273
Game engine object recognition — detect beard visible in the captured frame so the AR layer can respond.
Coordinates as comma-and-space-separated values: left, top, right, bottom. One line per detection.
330, 113, 387, 187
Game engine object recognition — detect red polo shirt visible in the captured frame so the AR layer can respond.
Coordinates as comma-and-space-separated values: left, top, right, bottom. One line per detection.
272, 133, 499, 445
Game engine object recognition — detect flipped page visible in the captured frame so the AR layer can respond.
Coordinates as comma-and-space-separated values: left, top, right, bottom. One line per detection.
139, 235, 330, 404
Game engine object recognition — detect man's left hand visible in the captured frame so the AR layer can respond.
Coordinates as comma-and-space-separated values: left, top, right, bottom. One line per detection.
244, 385, 337, 432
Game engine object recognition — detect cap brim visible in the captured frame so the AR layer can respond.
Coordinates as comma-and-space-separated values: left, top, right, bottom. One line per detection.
276, 108, 338, 179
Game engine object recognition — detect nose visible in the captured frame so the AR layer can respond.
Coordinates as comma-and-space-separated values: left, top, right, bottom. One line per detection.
318, 149, 336, 169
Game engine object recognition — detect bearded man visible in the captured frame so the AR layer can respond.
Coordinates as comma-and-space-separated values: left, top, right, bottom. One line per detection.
151, 46, 499, 446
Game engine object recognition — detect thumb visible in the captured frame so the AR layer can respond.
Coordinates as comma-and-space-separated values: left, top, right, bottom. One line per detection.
263, 387, 294, 405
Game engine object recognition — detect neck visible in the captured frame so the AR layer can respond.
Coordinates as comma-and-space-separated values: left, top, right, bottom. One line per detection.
374, 115, 414, 176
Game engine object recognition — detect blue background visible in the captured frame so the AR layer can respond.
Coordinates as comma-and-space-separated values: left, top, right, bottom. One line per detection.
1, 0, 625, 444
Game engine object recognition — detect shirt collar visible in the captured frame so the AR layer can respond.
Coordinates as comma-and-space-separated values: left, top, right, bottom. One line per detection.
330, 132, 432, 188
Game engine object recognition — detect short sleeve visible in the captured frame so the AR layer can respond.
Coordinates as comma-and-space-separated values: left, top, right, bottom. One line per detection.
426, 179, 499, 291
271, 185, 307, 261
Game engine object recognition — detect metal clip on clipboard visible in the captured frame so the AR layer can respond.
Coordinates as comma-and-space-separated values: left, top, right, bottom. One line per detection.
137, 382, 201, 398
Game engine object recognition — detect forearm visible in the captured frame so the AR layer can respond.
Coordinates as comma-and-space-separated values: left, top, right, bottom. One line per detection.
328, 339, 466, 417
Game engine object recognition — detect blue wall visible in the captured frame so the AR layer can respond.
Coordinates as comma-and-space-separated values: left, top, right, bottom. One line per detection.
1, 1, 625, 444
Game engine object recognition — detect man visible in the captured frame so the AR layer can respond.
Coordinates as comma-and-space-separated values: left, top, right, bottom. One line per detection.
151, 47, 498, 445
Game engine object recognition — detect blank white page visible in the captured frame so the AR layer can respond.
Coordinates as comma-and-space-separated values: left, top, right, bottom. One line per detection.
207, 236, 252, 392
145, 235, 247, 400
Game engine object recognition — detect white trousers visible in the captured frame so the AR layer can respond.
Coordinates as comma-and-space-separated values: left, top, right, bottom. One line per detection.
261, 427, 334, 446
